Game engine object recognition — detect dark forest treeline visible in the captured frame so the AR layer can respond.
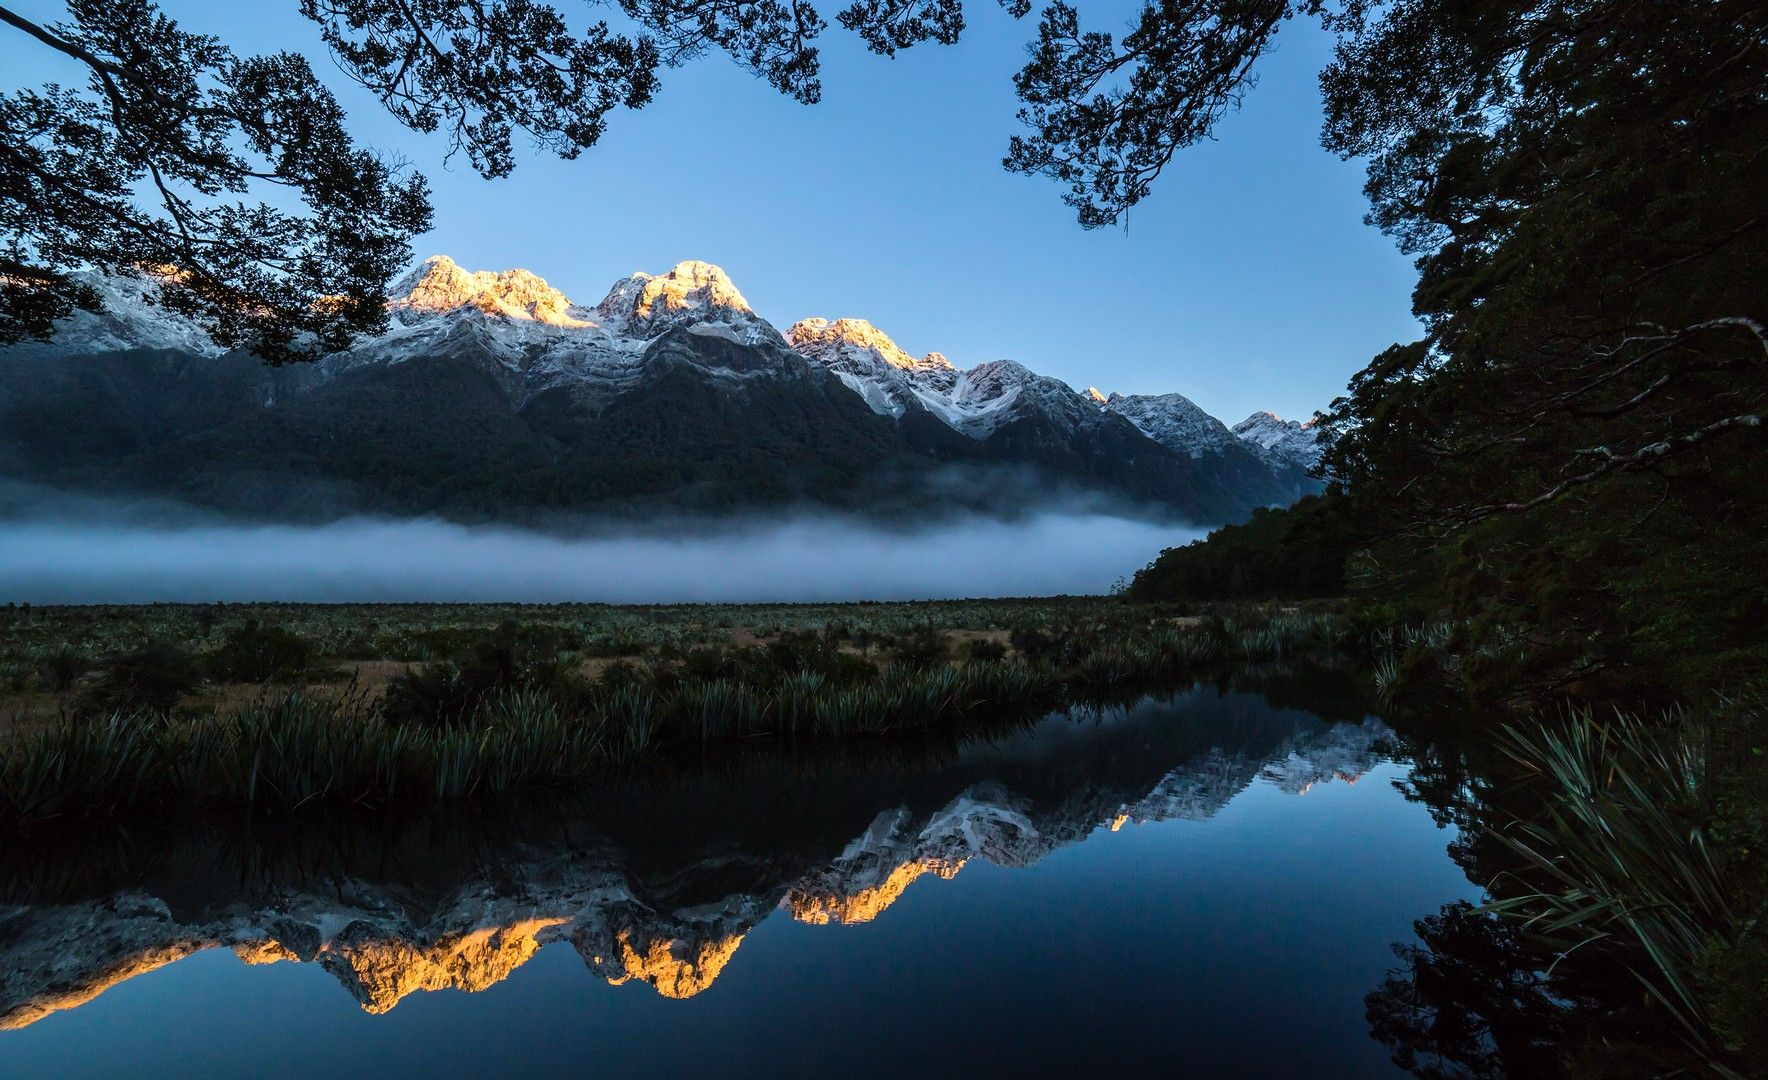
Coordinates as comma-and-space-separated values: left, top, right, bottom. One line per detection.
1133, 2, 1767, 709
1129, 6, 1767, 1071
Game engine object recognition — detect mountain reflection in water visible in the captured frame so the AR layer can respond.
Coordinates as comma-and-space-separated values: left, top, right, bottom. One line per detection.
0, 683, 1482, 1078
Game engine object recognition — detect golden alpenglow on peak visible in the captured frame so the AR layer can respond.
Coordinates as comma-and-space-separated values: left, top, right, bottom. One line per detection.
597, 259, 753, 333
784, 858, 967, 926
785, 316, 955, 373
314, 918, 572, 1014
598, 929, 746, 1000
389, 255, 590, 327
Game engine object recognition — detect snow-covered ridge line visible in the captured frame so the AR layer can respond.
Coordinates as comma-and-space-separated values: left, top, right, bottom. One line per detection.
1100, 391, 1242, 461
1232, 410, 1327, 472
31, 257, 1313, 460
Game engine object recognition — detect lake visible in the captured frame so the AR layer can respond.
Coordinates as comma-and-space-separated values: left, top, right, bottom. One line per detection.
0, 684, 1482, 1078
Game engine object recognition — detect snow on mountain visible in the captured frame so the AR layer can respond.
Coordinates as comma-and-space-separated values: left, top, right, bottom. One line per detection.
17, 256, 1307, 481
322, 256, 793, 404
955, 358, 1111, 438
1100, 392, 1242, 460
1232, 411, 1327, 472
26, 269, 224, 357
389, 255, 594, 328
786, 318, 1109, 439
326, 256, 647, 395
597, 259, 756, 337
784, 317, 958, 419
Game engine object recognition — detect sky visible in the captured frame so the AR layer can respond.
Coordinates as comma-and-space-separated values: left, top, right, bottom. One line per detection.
9, 0, 1421, 424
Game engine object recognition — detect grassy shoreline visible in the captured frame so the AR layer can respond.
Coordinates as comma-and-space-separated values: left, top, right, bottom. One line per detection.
0, 599, 1363, 827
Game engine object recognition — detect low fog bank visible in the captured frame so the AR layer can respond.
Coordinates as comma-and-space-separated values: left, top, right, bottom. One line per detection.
0, 508, 1199, 604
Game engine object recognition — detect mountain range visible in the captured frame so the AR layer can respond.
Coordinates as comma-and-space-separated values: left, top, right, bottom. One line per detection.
0, 259, 1325, 524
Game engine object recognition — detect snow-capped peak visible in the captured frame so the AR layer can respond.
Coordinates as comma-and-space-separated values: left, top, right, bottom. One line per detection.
787, 318, 954, 376
15, 267, 223, 357
1232, 411, 1326, 471
787, 316, 961, 419
597, 260, 753, 337
1085, 387, 1108, 405
1102, 392, 1238, 460
388, 255, 592, 328
787, 322, 1103, 440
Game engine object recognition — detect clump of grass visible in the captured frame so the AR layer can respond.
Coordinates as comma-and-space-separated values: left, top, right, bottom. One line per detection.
0, 603, 1366, 828
1371, 655, 1401, 703
890, 626, 951, 667
381, 620, 580, 728
0, 713, 176, 822
33, 646, 87, 692
968, 638, 1008, 662
1483, 708, 1737, 1055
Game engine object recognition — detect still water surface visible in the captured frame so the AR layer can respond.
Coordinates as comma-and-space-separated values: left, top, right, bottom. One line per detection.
0, 686, 1479, 1078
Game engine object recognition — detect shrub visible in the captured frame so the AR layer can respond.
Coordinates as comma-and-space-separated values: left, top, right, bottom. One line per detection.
381, 661, 476, 728
891, 626, 950, 668
968, 638, 1008, 662
381, 621, 574, 728
74, 644, 201, 717
1008, 625, 1055, 661
206, 620, 317, 682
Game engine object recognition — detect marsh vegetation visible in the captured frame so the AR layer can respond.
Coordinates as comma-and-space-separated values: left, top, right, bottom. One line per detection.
0, 599, 1379, 826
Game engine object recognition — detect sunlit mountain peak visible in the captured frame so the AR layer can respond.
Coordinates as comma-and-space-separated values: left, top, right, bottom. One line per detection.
596, 259, 753, 334
596, 929, 746, 1000
389, 255, 591, 328
785, 856, 966, 926
786, 316, 954, 375
1086, 386, 1108, 404
310, 917, 569, 1014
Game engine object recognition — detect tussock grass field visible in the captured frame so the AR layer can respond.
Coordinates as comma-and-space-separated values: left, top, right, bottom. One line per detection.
0, 598, 1360, 826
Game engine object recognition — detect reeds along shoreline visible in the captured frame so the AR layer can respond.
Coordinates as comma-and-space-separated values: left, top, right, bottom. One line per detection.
0, 613, 1359, 827
1482, 708, 1743, 1063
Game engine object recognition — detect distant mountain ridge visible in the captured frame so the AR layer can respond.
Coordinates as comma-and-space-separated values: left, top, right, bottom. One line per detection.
0, 258, 1322, 524
1232, 410, 1327, 473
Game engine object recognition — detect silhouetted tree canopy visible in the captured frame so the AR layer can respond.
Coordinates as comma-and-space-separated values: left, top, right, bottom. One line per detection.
11, 0, 1296, 357
1124, 2, 1767, 705
1, 0, 433, 362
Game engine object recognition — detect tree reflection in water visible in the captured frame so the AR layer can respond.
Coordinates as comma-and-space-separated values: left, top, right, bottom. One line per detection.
1368, 719, 1681, 1078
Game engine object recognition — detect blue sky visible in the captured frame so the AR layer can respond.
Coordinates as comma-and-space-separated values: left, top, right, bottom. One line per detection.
11, 0, 1421, 423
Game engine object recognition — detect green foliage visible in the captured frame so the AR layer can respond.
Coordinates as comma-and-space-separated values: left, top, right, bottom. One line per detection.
0, 600, 1367, 826
381, 620, 575, 728
889, 626, 951, 668
1110, 3, 1768, 709
967, 638, 1008, 662
1317, 2, 1768, 702
34, 647, 86, 692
